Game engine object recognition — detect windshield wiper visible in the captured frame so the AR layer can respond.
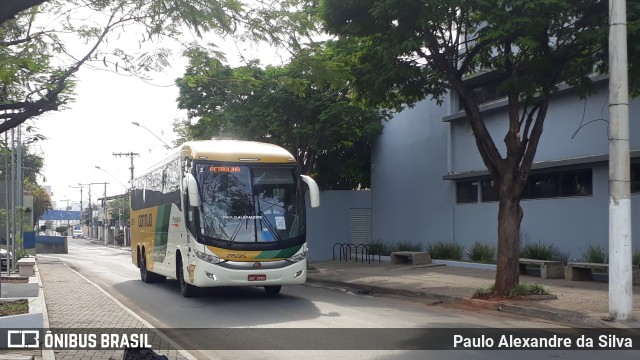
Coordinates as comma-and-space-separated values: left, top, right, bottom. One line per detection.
229, 218, 248, 244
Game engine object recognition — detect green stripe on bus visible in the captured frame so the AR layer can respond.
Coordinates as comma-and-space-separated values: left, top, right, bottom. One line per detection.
153, 203, 172, 262
255, 245, 302, 259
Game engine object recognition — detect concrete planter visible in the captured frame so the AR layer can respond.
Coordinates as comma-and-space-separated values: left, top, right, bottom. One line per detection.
0, 276, 43, 328
431, 259, 497, 271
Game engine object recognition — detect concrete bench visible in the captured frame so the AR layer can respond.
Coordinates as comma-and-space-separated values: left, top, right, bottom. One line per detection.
565, 262, 608, 281
17, 257, 36, 277
519, 258, 564, 279
565, 262, 640, 285
391, 251, 432, 265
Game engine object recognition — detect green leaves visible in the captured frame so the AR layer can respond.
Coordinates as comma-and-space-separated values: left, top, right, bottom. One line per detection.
0, 0, 321, 134
175, 42, 386, 189
321, 0, 613, 109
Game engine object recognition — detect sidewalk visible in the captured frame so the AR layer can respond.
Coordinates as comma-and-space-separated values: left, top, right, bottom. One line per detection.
306, 260, 640, 328
36, 257, 194, 360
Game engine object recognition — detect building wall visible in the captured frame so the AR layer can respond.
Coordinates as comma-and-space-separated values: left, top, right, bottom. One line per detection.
370, 100, 455, 249
371, 81, 640, 259
450, 83, 629, 172
306, 190, 371, 262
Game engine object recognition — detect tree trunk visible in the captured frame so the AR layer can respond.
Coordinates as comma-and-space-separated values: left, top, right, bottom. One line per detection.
494, 181, 524, 294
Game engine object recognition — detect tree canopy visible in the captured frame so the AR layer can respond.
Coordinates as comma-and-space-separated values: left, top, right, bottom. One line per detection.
0, 0, 320, 134
175, 42, 387, 189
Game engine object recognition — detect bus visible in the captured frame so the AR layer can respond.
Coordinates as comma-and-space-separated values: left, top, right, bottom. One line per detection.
130, 140, 320, 297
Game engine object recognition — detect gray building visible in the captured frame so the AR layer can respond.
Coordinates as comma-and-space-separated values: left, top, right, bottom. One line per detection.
369, 79, 639, 261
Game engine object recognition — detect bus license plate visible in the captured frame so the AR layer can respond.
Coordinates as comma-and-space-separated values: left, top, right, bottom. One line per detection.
248, 274, 266, 281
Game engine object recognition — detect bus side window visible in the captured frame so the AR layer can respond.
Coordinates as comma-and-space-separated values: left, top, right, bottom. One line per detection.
186, 196, 198, 236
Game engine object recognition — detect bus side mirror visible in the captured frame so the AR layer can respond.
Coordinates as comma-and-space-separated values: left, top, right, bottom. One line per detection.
186, 173, 201, 207
300, 175, 320, 208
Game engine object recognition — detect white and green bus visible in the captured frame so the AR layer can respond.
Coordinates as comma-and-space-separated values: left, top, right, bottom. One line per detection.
130, 140, 320, 297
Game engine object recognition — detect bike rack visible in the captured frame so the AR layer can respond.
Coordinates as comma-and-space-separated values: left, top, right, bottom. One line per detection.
333, 243, 382, 264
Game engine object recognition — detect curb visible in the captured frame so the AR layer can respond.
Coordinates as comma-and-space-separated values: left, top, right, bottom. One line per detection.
307, 278, 455, 305
35, 261, 56, 360
307, 277, 622, 328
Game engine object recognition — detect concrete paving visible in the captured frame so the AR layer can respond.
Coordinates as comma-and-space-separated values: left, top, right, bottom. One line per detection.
306, 260, 640, 328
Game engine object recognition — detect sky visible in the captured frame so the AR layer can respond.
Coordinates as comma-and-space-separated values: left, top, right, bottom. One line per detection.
35, 65, 182, 210
32, 32, 285, 211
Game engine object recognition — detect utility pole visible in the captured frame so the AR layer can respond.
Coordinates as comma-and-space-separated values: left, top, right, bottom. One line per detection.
113, 152, 139, 186
4, 132, 9, 278
70, 184, 88, 229
10, 128, 15, 273
60, 200, 71, 234
608, 0, 632, 321
91, 182, 108, 242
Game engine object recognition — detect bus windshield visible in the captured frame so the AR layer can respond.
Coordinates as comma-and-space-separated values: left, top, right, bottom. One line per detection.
195, 163, 306, 243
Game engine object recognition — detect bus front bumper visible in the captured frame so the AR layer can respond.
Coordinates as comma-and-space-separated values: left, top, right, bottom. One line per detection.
187, 258, 307, 287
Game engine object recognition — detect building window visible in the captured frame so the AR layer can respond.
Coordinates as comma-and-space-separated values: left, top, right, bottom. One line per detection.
525, 173, 560, 198
559, 169, 592, 196
632, 162, 640, 193
481, 180, 499, 202
521, 168, 592, 199
456, 181, 478, 203
458, 168, 593, 204
458, 78, 506, 109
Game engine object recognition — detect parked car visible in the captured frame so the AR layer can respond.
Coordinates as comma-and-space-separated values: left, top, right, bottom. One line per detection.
72, 229, 83, 239
0, 249, 11, 270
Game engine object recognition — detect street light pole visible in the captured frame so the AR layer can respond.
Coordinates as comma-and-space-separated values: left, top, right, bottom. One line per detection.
131, 122, 172, 150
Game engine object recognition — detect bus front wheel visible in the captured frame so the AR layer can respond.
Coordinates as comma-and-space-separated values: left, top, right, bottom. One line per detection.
177, 257, 198, 298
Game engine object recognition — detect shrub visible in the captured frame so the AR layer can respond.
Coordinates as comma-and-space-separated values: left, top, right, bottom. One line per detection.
473, 283, 550, 299
583, 244, 607, 263
505, 283, 550, 297
467, 242, 496, 263
395, 240, 423, 252
368, 239, 393, 256
55, 226, 68, 235
556, 250, 571, 265
427, 241, 463, 260
520, 241, 559, 260
633, 251, 640, 268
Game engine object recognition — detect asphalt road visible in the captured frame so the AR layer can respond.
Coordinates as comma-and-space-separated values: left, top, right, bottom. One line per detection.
41, 238, 639, 360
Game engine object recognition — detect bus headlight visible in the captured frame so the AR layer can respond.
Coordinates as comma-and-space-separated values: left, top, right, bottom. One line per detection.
286, 251, 307, 263
194, 249, 224, 264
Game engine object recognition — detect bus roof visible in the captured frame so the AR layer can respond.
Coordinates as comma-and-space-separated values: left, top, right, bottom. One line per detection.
180, 140, 296, 163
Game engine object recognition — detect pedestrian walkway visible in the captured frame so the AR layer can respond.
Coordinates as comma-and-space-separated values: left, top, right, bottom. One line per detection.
306, 260, 640, 328
37, 257, 193, 360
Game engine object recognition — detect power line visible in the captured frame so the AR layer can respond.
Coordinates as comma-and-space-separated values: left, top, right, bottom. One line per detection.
113, 152, 139, 185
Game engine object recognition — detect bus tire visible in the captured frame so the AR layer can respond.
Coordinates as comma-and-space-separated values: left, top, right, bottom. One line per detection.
177, 256, 197, 298
139, 252, 154, 284
264, 285, 281, 296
